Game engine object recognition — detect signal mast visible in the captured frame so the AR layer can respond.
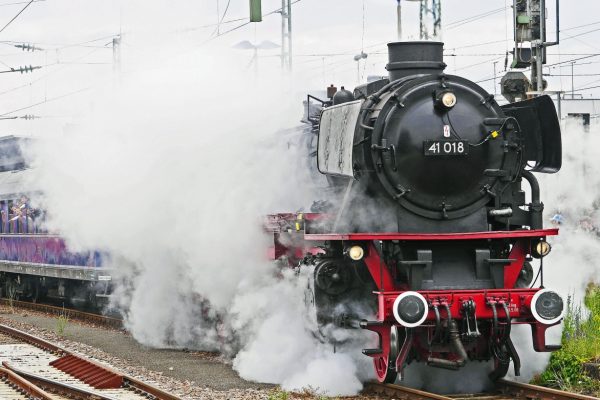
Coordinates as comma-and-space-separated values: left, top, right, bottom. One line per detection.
501, 0, 560, 104
396, 0, 442, 40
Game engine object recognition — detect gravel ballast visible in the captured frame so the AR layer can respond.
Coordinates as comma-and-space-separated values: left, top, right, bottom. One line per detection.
0, 306, 379, 399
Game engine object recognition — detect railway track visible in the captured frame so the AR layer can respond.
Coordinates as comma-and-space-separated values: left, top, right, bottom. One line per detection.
1, 299, 597, 400
0, 323, 181, 400
365, 379, 600, 400
0, 298, 123, 329
0, 367, 56, 400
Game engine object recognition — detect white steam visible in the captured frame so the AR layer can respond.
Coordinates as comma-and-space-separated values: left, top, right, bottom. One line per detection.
229, 268, 367, 395
24, 48, 370, 395
510, 119, 600, 381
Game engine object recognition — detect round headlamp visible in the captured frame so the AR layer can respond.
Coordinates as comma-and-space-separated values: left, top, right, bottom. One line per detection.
531, 289, 564, 325
441, 92, 457, 108
533, 240, 552, 258
348, 245, 364, 261
393, 291, 428, 328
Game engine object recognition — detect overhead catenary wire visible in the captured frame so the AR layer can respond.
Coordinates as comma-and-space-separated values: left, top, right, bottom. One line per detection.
475, 53, 600, 85
0, 34, 118, 51
0, 0, 33, 35
545, 54, 600, 67
359, 0, 367, 82
561, 27, 600, 42
445, 6, 508, 31
450, 39, 507, 51
0, 86, 89, 117
572, 83, 600, 92
547, 73, 600, 77
0, 47, 106, 97
211, 0, 231, 38
453, 56, 505, 72
0, 0, 42, 7
0, 64, 39, 73
177, 16, 246, 32
448, 9, 600, 88
560, 20, 600, 32
297, 13, 600, 95
298, 6, 600, 97
446, 6, 506, 27
55, 35, 116, 50
4, 2, 600, 103
504, 0, 509, 53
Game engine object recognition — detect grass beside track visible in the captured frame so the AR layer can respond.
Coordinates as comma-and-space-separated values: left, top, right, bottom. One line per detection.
533, 284, 600, 396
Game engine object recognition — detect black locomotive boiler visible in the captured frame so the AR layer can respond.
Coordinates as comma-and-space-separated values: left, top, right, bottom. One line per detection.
266, 41, 564, 383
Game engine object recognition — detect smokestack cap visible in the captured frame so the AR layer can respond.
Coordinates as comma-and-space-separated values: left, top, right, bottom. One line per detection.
386, 41, 446, 81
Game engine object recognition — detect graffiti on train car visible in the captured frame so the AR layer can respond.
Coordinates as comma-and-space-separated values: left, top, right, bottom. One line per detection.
0, 235, 101, 267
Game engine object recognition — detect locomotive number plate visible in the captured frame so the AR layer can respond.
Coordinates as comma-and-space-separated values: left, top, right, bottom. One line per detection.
423, 140, 469, 156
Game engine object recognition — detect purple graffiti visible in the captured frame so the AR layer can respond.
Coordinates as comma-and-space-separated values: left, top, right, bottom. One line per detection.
0, 236, 102, 267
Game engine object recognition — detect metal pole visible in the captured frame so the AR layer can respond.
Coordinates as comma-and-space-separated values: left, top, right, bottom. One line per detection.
254, 47, 258, 77
216, 0, 220, 35
287, 0, 292, 71
536, 44, 543, 92
557, 92, 562, 120
537, 0, 546, 93
493, 61, 498, 96
541, 0, 546, 43
545, 0, 560, 46
281, 0, 285, 70
571, 62, 575, 99
555, 0, 559, 45
513, 0, 518, 61
419, 0, 426, 39
397, 0, 402, 41
433, 0, 441, 39
112, 36, 121, 75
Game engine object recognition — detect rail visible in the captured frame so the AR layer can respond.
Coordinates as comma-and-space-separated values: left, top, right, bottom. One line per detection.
365, 380, 600, 400
365, 382, 454, 400
4, 362, 121, 400
0, 324, 181, 400
1, 298, 123, 329
0, 366, 56, 400
496, 379, 599, 400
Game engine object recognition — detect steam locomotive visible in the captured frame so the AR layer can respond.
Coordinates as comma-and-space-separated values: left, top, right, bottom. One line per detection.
267, 41, 564, 382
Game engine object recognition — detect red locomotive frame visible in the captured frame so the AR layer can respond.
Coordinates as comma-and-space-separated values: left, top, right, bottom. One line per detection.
266, 213, 561, 381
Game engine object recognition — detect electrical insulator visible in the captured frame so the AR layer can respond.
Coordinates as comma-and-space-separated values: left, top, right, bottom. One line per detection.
15, 43, 42, 52
14, 65, 41, 74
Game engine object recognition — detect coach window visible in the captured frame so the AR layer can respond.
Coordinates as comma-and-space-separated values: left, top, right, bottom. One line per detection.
1, 200, 8, 234
7, 200, 13, 233
7, 200, 12, 233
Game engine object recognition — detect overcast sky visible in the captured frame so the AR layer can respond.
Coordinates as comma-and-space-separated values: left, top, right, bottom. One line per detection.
0, 0, 599, 135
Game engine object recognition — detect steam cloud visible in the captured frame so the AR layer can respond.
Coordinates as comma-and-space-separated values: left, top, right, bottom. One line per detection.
20, 26, 600, 395
24, 48, 371, 395
510, 120, 600, 381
